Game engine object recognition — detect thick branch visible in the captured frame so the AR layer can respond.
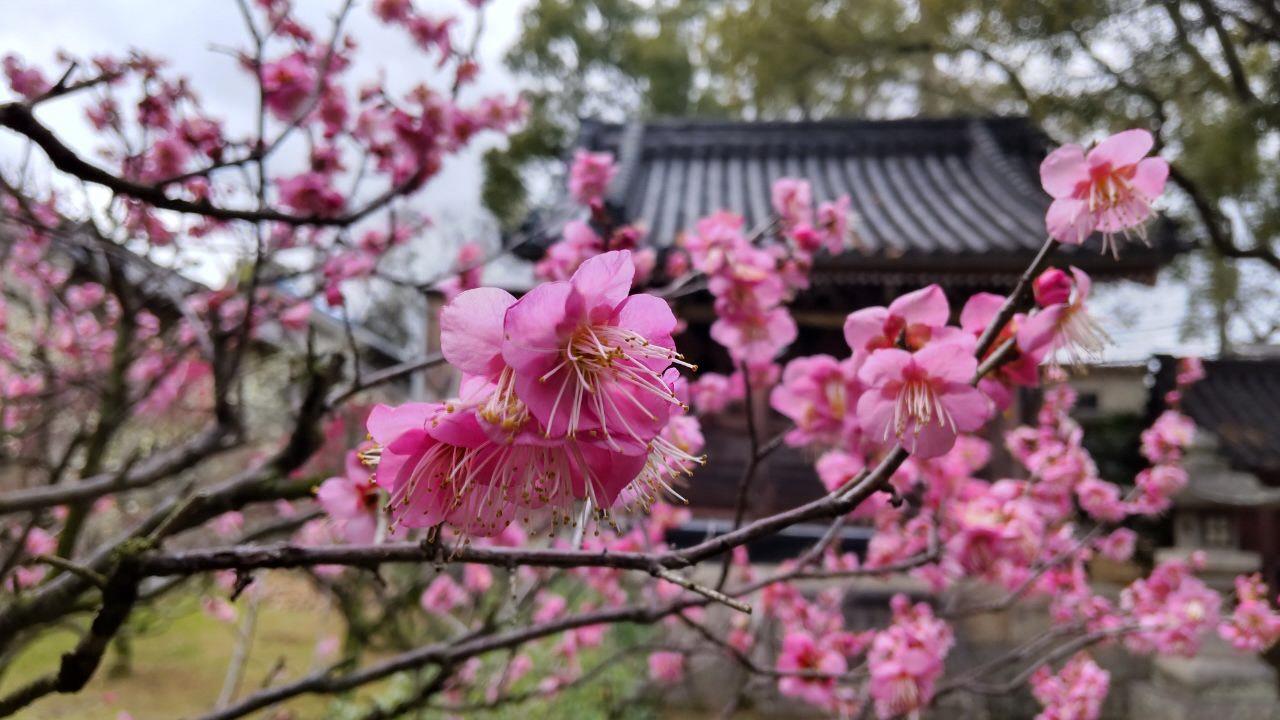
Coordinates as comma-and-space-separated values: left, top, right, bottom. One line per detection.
0, 424, 236, 516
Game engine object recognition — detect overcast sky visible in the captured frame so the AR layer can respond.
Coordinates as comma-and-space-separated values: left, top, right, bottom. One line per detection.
0, 1, 1226, 362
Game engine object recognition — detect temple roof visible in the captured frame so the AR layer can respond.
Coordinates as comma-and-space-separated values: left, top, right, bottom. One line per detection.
1182, 357, 1280, 483
1156, 355, 1280, 484
518, 117, 1186, 284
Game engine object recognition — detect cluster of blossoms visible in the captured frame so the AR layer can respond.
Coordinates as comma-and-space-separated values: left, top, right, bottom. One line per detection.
301, 129, 1238, 718
1219, 573, 1280, 652
1030, 652, 1110, 720
866, 595, 954, 718
357, 251, 701, 537
17, 0, 520, 312
535, 151, 656, 285
678, 179, 851, 377
0, 221, 215, 452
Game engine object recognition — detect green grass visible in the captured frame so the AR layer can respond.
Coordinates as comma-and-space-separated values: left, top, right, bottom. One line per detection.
2, 576, 663, 720
3, 575, 340, 719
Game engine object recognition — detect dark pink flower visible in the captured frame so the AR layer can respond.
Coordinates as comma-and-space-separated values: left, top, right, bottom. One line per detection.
277, 172, 345, 217
1033, 268, 1073, 307
501, 251, 684, 452
856, 336, 992, 458
844, 284, 957, 353
316, 449, 379, 543
776, 631, 846, 710
260, 53, 316, 120
3, 55, 49, 99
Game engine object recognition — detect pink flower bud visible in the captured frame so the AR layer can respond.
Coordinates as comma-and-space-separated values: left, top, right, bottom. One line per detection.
1033, 267, 1073, 307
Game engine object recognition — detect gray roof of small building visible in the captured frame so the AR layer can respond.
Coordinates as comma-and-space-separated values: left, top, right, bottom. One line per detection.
519, 116, 1185, 283
1173, 356, 1280, 483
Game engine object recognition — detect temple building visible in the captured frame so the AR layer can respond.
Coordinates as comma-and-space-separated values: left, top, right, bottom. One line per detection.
1151, 354, 1280, 589
513, 116, 1187, 525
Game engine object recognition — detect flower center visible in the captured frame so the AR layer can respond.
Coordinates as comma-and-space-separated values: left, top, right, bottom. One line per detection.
824, 378, 847, 419
539, 323, 693, 445
620, 435, 705, 514
1054, 306, 1110, 367
479, 366, 530, 436
892, 373, 953, 438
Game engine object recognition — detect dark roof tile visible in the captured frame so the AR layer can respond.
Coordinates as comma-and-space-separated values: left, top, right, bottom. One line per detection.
1166, 356, 1280, 480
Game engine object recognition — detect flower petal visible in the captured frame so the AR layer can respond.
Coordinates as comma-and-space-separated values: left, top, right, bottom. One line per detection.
1045, 198, 1093, 244
1132, 156, 1169, 199
1015, 305, 1065, 356
914, 337, 978, 384
612, 293, 677, 348
367, 402, 439, 445
907, 417, 957, 458
1088, 128, 1153, 168
960, 292, 1004, 335
502, 281, 573, 374
1040, 144, 1088, 198
858, 348, 913, 388
440, 287, 515, 377
856, 389, 896, 447
940, 384, 993, 432
889, 284, 949, 328
569, 249, 635, 313
843, 306, 889, 351
1069, 266, 1092, 301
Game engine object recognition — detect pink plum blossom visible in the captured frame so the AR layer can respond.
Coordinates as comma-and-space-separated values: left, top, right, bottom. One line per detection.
366, 401, 636, 536
1096, 528, 1137, 562
3, 55, 50, 99
260, 52, 316, 120
1040, 128, 1169, 255
567, 150, 617, 205
1030, 652, 1110, 720
647, 651, 685, 684
771, 178, 813, 228
1017, 267, 1109, 367
816, 450, 866, 493
844, 284, 957, 353
856, 336, 992, 458
816, 194, 853, 253
776, 631, 847, 710
770, 354, 863, 448
501, 250, 684, 452
316, 449, 380, 543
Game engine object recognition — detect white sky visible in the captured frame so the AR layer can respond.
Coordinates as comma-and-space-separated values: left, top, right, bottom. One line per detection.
0, 0, 1235, 362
